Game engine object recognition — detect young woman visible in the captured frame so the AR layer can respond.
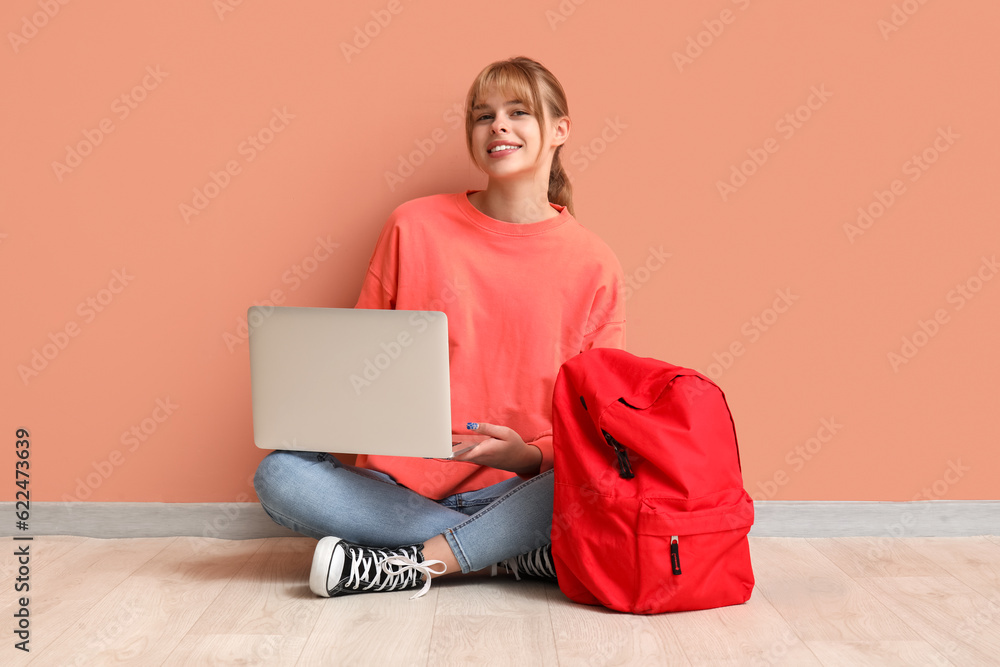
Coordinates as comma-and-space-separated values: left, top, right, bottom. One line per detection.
253, 56, 626, 599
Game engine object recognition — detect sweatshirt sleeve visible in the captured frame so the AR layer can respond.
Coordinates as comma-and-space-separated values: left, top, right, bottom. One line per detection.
519, 431, 553, 479
354, 212, 401, 310
355, 267, 395, 310
580, 258, 627, 352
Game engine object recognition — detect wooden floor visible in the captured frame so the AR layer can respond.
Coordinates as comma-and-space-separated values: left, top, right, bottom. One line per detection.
3, 536, 999, 666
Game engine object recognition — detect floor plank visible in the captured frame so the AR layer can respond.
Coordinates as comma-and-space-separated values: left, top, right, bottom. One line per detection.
908, 537, 1000, 596
430, 577, 558, 666
666, 581, 823, 665
185, 537, 319, 636
24, 537, 262, 666
808, 537, 949, 578
546, 585, 692, 666
803, 639, 954, 666
162, 634, 307, 666
855, 575, 1000, 666
296, 576, 439, 665
751, 538, 921, 642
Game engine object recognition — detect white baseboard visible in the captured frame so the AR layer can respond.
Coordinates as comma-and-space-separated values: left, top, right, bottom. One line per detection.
750, 500, 999, 538
1, 500, 996, 539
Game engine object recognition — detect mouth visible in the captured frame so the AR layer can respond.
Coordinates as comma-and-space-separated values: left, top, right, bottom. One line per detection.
487, 143, 522, 158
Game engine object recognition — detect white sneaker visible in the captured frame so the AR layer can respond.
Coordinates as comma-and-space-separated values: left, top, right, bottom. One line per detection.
309, 536, 447, 600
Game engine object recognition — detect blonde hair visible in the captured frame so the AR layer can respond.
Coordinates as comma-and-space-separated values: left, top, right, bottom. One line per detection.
465, 56, 574, 216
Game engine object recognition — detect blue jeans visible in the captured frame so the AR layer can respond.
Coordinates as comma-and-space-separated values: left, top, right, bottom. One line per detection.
253, 450, 553, 573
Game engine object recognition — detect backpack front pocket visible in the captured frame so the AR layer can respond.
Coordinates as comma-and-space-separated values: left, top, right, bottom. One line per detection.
633, 490, 755, 613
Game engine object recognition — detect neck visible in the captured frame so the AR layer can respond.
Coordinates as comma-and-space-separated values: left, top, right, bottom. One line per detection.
472, 176, 558, 224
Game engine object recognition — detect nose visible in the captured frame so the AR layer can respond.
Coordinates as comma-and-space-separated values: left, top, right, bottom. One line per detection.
491, 117, 508, 134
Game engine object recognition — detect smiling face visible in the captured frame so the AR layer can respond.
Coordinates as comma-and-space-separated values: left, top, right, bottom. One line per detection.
470, 87, 554, 181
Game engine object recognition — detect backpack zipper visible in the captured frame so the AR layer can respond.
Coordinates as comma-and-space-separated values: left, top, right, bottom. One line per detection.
601, 430, 634, 479
670, 535, 682, 575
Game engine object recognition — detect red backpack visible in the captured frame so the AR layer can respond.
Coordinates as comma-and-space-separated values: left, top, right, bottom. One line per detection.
551, 348, 754, 614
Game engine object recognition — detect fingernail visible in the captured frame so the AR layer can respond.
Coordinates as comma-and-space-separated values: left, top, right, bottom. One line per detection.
466, 422, 479, 430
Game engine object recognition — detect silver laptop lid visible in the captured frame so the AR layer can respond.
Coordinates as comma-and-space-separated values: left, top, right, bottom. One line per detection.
248, 306, 453, 458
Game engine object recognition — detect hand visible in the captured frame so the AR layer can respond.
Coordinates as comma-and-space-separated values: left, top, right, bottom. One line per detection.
451, 422, 542, 475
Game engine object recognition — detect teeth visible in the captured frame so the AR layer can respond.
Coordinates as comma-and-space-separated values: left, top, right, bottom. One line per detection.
489, 145, 520, 153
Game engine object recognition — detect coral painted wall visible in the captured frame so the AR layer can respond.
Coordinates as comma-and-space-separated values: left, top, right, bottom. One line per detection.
2, 0, 997, 503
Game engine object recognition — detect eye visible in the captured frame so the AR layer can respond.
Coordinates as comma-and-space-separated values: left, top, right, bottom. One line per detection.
476, 114, 493, 122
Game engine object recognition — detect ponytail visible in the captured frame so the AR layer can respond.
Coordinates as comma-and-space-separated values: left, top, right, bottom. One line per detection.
548, 146, 574, 216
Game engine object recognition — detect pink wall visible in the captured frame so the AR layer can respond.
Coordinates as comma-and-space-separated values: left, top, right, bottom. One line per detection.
3, 1, 997, 503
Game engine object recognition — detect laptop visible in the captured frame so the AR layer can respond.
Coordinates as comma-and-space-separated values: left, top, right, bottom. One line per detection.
248, 306, 482, 459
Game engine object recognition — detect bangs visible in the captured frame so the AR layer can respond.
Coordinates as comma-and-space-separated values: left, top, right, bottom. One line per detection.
467, 63, 543, 122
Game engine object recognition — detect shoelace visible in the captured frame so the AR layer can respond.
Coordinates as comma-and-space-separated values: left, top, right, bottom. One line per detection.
380, 555, 447, 600
344, 545, 447, 600
498, 546, 556, 581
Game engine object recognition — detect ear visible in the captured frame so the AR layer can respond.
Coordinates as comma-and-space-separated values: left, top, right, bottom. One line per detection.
549, 115, 571, 149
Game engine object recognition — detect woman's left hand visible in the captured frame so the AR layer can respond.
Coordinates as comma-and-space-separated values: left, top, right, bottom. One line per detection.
451, 422, 542, 475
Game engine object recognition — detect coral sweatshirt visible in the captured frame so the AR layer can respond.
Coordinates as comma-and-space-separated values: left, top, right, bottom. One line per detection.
353, 190, 626, 499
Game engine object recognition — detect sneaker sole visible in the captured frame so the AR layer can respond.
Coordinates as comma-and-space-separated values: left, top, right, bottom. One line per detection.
309, 536, 343, 598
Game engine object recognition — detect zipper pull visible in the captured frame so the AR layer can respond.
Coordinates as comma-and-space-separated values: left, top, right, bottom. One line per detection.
670, 536, 682, 575
602, 430, 634, 479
